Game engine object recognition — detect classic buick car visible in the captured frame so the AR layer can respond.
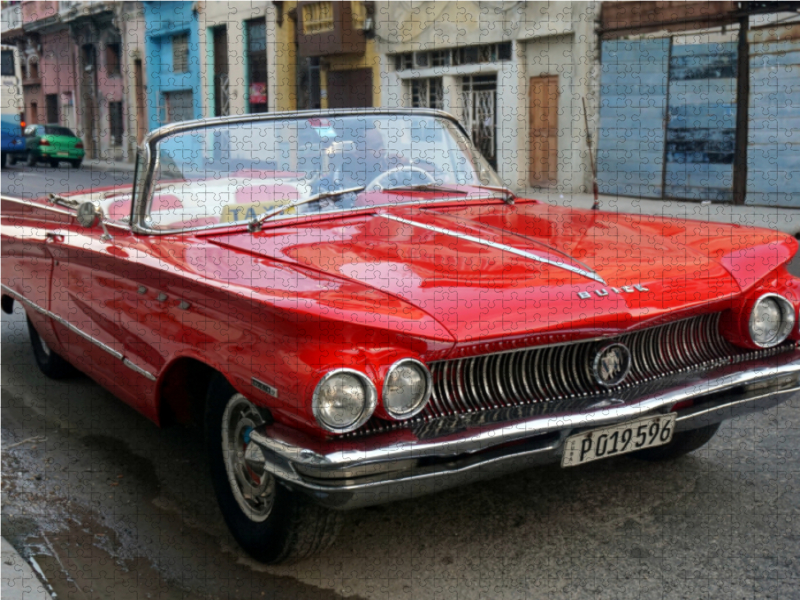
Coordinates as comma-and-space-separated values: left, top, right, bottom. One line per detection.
3, 109, 800, 563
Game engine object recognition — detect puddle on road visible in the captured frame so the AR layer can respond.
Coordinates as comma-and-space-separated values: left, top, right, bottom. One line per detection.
13, 520, 202, 600
2, 415, 355, 600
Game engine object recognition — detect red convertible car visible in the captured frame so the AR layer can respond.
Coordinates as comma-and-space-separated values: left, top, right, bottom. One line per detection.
3, 109, 800, 563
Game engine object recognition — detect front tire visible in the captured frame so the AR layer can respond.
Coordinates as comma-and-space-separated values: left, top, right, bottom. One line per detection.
205, 375, 341, 564
26, 152, 37, 167
26, 316, 74, 379
632, 423, 721, 461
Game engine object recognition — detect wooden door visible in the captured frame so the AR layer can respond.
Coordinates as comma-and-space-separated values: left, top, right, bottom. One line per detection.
529, 75, 559, 187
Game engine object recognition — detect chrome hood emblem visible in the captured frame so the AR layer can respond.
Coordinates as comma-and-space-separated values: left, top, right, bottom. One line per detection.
593, 343, 632, 387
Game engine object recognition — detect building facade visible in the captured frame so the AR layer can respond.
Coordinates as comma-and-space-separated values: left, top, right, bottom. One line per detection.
142, 1, 202, 130
197, 0, 296, 117
375, 1, 598, 193
2, 0, 146, 163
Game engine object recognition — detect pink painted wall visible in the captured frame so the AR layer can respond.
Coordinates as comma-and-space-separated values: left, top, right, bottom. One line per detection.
97, 40, 124, 104
21, 0, 58, 25
39, 29, 77, 126
40, 29, 74, 95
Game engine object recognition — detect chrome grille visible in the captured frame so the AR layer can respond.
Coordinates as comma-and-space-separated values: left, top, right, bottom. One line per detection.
348, 313, 792, 438
424, 313, 734, 418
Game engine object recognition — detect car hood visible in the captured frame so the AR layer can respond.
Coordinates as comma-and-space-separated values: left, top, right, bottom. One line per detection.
207, 200, 797, 343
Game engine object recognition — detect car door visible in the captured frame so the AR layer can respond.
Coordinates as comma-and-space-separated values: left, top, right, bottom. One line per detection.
0, 197, 62, 346
44, 217, 162, 417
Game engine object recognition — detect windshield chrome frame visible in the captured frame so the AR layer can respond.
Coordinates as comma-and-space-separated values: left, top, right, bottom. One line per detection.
130, 108, 505, 236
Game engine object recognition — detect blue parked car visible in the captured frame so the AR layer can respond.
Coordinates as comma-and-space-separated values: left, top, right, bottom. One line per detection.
1, 114, 26, 168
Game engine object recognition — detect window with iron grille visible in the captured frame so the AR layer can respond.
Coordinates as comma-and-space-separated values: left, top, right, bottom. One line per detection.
1, 50, 14, 76
172, 34, 189, 73
394, 43, 511, 71
164, 90, 193, 123
106, 42, 121, 76
302, 2, 334, 34
409, 78, 444, 110
109, 101, 123, 146
246, 18, 268, 113
394, 53, 413, 71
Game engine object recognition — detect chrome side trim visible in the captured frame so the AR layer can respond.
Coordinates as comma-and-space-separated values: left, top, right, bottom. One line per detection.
122, 358, 157, 381
381, 214, 607, 285
1, 284, 156, 380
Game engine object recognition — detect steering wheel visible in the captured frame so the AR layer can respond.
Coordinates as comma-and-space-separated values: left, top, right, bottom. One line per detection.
366, 165, 437, 192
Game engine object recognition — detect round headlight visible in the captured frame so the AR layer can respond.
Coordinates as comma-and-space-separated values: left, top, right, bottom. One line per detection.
312, 369, 377, 433
382, 359, 432, 419
749, 294, 795, 348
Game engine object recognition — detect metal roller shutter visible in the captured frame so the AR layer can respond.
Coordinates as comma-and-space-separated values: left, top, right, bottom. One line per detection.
597, 38, 670, 198
747, 25, 800, 207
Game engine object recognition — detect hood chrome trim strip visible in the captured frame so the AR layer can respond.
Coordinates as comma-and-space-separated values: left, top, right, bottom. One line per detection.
381, 214, 607, 285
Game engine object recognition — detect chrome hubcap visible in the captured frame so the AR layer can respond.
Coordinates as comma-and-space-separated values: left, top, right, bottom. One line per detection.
221, 394, 275, 522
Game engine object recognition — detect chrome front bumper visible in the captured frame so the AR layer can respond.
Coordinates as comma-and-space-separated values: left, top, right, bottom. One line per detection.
246, 350, 800, 510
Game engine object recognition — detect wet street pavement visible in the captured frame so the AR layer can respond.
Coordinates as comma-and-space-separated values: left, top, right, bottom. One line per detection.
1, 162, 133, 199
4, 300, 800, 599
3, 166, 800, 599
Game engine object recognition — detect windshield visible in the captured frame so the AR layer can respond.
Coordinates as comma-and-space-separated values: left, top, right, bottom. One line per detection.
144, 114, 504, 231
45, 126, 77, 137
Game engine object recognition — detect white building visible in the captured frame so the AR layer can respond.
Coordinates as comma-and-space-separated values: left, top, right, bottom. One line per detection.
375, 1, 598, 194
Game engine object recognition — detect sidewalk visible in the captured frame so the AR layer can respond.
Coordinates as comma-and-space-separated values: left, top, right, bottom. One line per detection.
524, 188, 800, 237
1, 538, 54, 600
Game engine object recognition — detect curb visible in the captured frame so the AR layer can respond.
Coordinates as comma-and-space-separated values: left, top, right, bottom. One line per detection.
81, 159, 137, 173
1, 538, 55, 600
524, 188, 800, 236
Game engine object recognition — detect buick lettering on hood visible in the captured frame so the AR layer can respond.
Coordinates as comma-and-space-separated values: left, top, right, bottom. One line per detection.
3, 110, 799, 563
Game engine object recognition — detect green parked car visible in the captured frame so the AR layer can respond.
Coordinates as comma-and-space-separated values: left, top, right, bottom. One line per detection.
24, 124, 84, 168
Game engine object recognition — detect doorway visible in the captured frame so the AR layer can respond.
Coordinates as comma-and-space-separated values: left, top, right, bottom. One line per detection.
528, 75, 559, 187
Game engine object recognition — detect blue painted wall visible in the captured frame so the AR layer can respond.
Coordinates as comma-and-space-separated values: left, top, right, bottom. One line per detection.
143, 1, 202, 132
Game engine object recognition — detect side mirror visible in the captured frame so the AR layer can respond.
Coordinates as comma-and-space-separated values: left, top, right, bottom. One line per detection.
76, 201, 100, 228
76, 200, 113, 242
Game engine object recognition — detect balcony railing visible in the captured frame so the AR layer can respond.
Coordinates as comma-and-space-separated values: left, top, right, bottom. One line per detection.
1, 4, 23, 33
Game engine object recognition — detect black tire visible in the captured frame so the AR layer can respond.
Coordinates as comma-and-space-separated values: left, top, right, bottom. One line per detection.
1, 152, 7, 168
632, 423, 721, 461
71, 159, 82, 169
50, 159, 59, 168
26, 316, 75, 379
9, 154, 18, 166
205, 374, 341, 564
26, 152, 36, 167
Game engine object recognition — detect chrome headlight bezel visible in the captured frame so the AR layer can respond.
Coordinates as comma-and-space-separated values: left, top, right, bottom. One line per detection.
748, 293, 795, 348
382, 359, 433, 420
312, 368, 377, 433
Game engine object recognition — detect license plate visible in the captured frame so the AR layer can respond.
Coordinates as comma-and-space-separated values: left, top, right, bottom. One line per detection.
561, 414, 676, 467
57, 152, 69, 157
